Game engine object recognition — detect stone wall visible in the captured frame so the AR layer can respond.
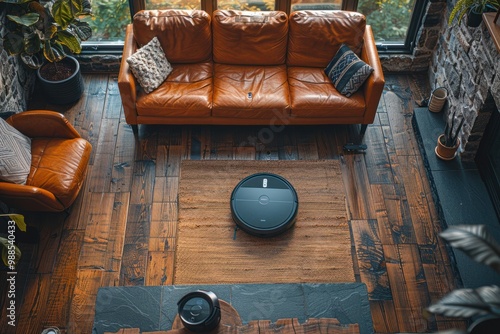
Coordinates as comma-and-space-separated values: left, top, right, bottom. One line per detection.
0, 7, 36, 113
78, 54, 121, 73
429, 1, 500, 161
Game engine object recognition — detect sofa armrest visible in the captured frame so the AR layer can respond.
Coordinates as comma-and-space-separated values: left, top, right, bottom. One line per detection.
361, 25, 385, 125
118, 24, 139, 126
0, 183, 65, 212
7, 110, 82, 139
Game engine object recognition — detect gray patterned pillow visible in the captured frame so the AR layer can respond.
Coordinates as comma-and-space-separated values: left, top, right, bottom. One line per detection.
0, 118, 31, 184
127, 37, 173, 93
324, 44, 373, 97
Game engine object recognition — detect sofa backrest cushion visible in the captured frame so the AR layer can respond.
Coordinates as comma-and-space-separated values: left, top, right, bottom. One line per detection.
212, 10, 288, 65
133, 10, 212, 64
287, 10, 366, 67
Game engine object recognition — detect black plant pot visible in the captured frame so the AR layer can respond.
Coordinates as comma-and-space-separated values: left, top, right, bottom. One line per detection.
468, 316, 500, 334
467, 9, 483, 27
36, 56, 84, 105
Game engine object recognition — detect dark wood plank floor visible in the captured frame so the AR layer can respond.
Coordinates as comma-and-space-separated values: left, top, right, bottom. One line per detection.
0, 73, 466, 333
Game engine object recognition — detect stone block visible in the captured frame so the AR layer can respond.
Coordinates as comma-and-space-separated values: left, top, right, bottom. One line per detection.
412, 55, 432, 72
380, 55, 414, 72
444, 60, 461, 98
425, 28, 440, 49
455, 28, 471, 53
424, 14, 442, 27
492, 74, 500, 107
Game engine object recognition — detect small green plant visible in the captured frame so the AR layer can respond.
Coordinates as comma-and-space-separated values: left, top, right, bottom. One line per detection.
449, 0, 500, 25
0, 214, 26, 268
441, 111, 465, 147
1, 0, 92, 69
427, 225, 500, 333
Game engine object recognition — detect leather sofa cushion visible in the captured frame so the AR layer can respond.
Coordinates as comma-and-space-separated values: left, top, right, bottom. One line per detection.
213, 64, 290, 118
213, 10, 288, 65
28, 137, 91, 209
288, 67, 366, 117
136, 62, 212, 118
133, 10, 212, 63
287, 10, 366, 67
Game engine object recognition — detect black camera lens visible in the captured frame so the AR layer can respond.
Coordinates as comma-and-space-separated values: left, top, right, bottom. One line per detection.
177, 290, 221, 332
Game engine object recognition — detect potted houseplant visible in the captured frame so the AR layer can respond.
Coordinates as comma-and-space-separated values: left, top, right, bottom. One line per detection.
1, 0, 92, 104
435, 111, 465, 161
427, 225, 500, 333
449, 0, 500, 27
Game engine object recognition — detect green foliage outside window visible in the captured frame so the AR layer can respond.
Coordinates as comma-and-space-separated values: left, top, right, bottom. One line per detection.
86, 0, 275, 41
86, 0, 416, 44
146, 0, 200, 9
147, 0, 274, 11
85, 0, 130, 41
357, 0, 416, 43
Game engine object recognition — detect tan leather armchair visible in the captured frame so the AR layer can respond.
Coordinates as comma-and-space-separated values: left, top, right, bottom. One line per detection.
0, 110, 92, 212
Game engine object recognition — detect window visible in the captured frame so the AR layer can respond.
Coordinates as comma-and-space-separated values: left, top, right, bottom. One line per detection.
145, 0, 201, 10
290, 0, 341, 11
83, 0, 426, 53
84, 0, 130, 42
357, 0, 427, 52
216, 0, 275, 11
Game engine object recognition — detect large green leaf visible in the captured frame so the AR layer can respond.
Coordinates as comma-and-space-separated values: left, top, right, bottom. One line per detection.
20, 52, 44, 69
0, 213, 26, 230
427, 287, 495, 318
57, 30, 81, 53
81, 0, 92, 15
6, 12, 40, 27
0, 237, 21, 268
43, 39, 66, 63
23, 30, 42, 54
476, 285, 500, 314
52, 0, 83, 29
8, 214, 26, 232
440, 225, 500, 273
3, 30, 25, 55
69, 21, 92, 41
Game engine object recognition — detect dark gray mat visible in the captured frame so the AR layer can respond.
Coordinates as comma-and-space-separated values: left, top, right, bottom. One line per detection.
92, 283, 372, 334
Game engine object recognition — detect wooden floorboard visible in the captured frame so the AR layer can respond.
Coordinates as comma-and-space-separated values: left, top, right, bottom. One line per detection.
0, 73, 467, 333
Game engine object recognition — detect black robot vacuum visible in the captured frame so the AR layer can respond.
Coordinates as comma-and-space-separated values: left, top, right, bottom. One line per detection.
230, 173, 298, 237
177, 290, 221, 332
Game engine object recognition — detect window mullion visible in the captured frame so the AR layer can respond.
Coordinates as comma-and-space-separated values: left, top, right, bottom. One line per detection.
202, 0, 216, 13
342, 0, 358, 11
276, 0, 291, 13
130, 0, 146, 16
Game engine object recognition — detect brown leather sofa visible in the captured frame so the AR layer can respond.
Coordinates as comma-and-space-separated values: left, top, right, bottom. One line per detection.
118, 9, 385, 136
0, 110, 92, 212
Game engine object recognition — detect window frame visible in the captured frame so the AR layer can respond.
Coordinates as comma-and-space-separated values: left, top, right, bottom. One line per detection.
374, 0, 428, 54
82, 0, 427, 55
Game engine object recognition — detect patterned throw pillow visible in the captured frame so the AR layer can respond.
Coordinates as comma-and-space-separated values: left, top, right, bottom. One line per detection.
127, 37, 173, 93
0, 117, 31, 184
324, 44, 374, 97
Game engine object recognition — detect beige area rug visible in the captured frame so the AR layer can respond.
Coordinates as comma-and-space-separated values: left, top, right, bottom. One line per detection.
174, 160, 355, 284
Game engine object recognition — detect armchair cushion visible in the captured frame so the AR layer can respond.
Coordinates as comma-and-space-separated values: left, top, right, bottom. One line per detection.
0, 110, 92, 212
0, 118, 31, 185
28, 137, 91, 209
127, 37, 173, 93
324, 44, 373, 97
